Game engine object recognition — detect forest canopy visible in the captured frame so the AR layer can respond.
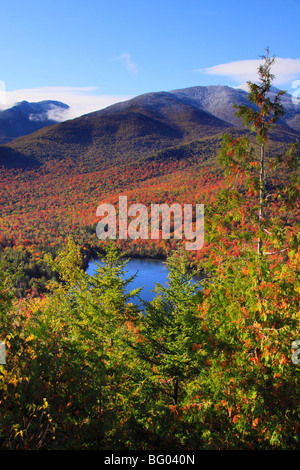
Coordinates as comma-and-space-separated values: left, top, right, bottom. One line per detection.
0, 51, 299, 450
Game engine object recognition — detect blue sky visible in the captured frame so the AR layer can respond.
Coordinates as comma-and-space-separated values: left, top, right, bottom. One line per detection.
1, 0, 300, 118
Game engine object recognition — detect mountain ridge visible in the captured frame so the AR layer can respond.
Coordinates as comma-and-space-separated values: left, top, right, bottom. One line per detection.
0, 84, 298, 259
1, 84, 300, 168
0, 100, 70, 144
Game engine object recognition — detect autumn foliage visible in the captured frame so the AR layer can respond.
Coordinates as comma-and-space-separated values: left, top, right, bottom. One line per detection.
0, 52, 299, 450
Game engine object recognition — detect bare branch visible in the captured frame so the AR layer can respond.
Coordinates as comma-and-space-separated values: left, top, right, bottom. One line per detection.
263, 248, 288, 255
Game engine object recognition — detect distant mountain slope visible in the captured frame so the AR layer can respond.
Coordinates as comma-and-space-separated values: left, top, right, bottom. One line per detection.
170, 85, 252, 127
0, 85, 299, 259
0, 144, 38, 168
170, 85, 300, 131
7, 92, 233, 165
0, 100, 70, 144
2, 85, 300, 168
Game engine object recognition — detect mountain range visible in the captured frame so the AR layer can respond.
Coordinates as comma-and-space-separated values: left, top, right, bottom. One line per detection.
0, 100, 70, 145
0, 83, 299, 262
1, 85, 300, 169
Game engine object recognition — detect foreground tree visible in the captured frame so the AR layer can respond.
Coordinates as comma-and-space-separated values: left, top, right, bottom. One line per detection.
191, 50, 300, 449
0, 240, 142, 449
218, 48, 299, 258
0, 51, 299, 451
125, 248, 203, 447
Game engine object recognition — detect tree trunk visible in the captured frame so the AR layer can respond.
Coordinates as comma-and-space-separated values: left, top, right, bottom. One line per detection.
173, 377, 179, 405
258, 145, 265, 256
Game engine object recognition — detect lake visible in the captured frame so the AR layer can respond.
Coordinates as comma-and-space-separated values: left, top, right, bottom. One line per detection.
86, 257, 202, 310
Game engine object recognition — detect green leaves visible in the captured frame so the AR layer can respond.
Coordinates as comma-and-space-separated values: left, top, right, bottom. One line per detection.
195, 50, 300, 449
130, 248, 202, 407
0, 49, 299, 450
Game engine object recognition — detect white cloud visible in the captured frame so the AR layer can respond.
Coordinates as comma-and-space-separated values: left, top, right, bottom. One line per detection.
112, 52, 138, 74
0, 80, 5, 105
0, 86, 133, 120
199, 57, 300, 86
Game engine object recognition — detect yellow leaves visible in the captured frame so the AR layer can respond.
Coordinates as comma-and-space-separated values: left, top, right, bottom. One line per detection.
25, 334, 34, 343
9, 377, 19, 387
14, 428, 24, 439
42, 398, 49, 408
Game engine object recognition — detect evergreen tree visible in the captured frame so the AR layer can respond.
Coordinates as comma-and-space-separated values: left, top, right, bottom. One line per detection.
0, 240, 142, 449
219, 48, 299, 259
133, 249, 201, 404
192, 50, 300, 449
125, 248, 203, 447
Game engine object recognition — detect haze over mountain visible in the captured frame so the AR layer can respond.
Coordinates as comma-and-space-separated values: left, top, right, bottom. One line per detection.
2, 85, 300, 168
0, 100, 70, 144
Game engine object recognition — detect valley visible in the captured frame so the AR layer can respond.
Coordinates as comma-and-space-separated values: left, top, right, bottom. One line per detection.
0, 84, 299, 293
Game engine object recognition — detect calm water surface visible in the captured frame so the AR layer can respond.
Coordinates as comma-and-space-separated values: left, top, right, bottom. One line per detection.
86, 257, 202, 310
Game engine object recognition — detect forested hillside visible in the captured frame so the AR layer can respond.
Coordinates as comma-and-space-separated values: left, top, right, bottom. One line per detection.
0, 82, 299, 291
0, 53, 299, 450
